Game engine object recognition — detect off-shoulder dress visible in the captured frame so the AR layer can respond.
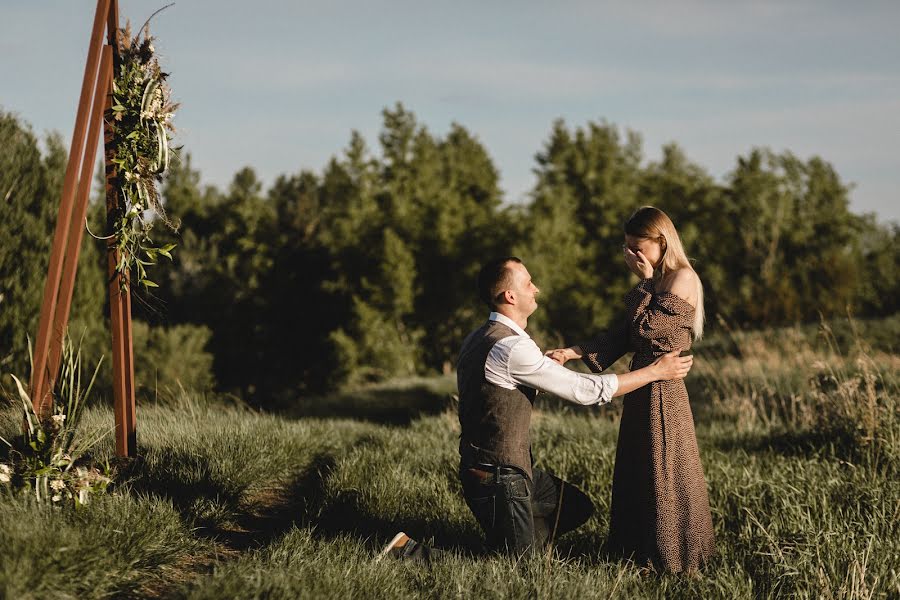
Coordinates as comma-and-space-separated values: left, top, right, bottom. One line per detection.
580, 278, 715, 573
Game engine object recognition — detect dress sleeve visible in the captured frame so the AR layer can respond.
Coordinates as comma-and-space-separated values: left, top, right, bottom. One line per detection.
577, 278, 653, 373
628, 278, 693, 340
578, 314, 630, 373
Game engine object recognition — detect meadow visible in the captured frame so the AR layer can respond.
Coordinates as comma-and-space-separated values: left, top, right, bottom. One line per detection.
0, 319, 897, 599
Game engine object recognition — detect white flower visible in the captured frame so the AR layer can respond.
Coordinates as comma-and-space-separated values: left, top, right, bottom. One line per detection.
51, 494, 62, 502
50, 479, 66, 492
51, 414, 66, 425
0, 473, 10, 484
0, 463, 11, 475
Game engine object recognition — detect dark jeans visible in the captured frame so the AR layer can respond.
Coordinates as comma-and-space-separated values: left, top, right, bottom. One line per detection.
401, 464, 594, 561
460, 464, 594, 555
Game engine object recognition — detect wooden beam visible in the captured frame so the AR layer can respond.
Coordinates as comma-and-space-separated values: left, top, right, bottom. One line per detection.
104, 0, 136, 457
30, 0, 112, 413
47, 47, 114, 384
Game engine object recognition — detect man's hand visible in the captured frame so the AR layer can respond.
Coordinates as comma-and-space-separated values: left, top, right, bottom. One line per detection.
544, 346, 583, 365
651, 350, 693, 380
611, 350, 693, 397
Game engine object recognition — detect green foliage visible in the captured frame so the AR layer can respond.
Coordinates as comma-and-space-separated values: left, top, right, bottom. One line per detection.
0, 111, 108, 384
131, 321, 216, 399
854, 217, 900, 317
108, 22, 180, 290
141, 104, 516, 396
721, 150, 861, 322
520, 120, 643, 343
143, 110, 900, 394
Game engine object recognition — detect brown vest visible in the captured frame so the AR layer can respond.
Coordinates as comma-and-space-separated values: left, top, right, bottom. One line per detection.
457, 319, 537, 478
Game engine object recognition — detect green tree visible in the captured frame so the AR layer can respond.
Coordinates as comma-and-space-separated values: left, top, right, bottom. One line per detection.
520, 120, 644, 344
725, 149, 859, 323
0, 112, 106, 380
855, 217, 899, 317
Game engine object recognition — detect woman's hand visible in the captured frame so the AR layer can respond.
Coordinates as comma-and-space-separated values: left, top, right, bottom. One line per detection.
623, 247, 654, 279
545, 346, 583, 365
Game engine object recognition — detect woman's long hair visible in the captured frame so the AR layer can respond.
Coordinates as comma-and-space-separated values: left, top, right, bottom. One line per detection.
625, 206, 704, 339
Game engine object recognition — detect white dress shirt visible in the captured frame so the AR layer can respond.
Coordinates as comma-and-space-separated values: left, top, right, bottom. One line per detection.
484, 312, 619, 405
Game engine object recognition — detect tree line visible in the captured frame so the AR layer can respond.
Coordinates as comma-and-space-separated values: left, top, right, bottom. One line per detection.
1, 105, 897, 402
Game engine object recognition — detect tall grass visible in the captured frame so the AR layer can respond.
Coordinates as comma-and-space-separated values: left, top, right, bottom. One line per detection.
694, 319, 899, 476
0, 319, 897, 598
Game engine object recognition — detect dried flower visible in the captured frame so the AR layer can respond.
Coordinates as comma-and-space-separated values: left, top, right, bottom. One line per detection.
50, 479, 66, 492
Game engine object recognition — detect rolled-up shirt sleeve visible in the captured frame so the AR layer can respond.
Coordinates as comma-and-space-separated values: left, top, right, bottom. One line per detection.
504, 337, 618, 405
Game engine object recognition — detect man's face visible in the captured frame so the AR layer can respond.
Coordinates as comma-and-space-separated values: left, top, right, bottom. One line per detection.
506, 261, 540, 318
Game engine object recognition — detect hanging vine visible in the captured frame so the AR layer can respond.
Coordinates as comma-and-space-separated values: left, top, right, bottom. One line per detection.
107, 13, 179, 290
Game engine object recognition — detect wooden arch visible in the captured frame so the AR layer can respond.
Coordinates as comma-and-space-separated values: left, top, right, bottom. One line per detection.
30, 0, 137, 457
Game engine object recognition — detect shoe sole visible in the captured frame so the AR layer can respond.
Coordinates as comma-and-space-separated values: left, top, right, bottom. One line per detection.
376, 531, 409, 562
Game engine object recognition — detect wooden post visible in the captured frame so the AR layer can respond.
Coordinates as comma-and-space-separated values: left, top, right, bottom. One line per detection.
30, 0, 136, 457
30, 0, 112, 414
103, 0, 137, 457
47, 47, 113, 387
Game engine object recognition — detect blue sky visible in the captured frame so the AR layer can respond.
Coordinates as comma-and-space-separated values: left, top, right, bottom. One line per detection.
3, 1, 899, 222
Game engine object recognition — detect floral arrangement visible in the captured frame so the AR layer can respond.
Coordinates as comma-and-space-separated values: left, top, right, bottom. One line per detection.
1, 338, 111, 506
106, 16, 179, 290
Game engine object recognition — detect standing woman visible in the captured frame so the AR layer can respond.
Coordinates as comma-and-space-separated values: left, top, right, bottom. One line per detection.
547, 206, 715, 573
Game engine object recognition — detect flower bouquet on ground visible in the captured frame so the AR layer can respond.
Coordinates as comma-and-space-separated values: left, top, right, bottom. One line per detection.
1, 337, 112, 506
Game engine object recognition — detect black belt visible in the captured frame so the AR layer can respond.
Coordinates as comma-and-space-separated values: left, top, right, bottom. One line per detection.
463, 463, 524, 483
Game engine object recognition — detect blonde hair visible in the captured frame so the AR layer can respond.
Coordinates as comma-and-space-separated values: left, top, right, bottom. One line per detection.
625, 206, 705, 339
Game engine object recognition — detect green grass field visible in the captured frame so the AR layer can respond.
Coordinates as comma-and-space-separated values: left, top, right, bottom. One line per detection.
0, 324, 898, 599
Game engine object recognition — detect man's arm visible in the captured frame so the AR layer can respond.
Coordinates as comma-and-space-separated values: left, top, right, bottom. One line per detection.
498, 338, 691, 406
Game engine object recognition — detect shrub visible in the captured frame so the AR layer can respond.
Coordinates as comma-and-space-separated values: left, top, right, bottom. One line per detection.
132, 321, 215, 400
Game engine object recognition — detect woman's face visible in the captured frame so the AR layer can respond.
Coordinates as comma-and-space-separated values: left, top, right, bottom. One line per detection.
624, 234, 664, 269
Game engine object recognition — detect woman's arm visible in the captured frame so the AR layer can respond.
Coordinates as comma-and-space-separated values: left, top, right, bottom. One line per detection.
578, 317, 630, 372
545, 314, 631, 373
545, 274, 656, 371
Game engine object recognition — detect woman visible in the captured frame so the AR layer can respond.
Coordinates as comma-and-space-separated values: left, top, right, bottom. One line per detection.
547, 206, 715, 573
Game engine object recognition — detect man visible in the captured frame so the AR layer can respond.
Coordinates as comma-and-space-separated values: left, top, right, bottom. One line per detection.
381, 257, 692, 560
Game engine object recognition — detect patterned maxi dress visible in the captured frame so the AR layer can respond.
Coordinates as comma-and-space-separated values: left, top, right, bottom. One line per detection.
580, 278, 715, 573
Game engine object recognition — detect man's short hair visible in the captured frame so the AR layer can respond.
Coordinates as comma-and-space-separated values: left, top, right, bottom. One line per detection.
477, 257, 522, 309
